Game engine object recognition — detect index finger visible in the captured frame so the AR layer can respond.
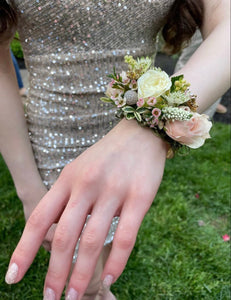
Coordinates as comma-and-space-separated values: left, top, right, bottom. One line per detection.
5, 184, 69, 284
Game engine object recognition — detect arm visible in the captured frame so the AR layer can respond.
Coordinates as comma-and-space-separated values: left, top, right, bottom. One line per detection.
5, 0, 230, 298
0, 45, 47, 216
0, 45, 56, 251
174, 0, 230, 113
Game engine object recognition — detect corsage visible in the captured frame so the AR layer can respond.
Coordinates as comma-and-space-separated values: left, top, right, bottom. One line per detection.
100, 56, 212, 158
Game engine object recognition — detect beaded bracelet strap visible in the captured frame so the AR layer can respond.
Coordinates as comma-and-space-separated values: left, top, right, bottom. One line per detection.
100, 56, 212, 158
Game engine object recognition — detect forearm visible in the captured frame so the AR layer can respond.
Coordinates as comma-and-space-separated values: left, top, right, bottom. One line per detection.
0, 46, 44, 201
174, 17, 230, 113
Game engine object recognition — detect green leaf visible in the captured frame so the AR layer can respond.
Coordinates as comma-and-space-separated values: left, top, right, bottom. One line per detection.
122, 106, 135, 113
134, 112, 142, 122
125, 113, 135, 120
100, 97, 114, 104
113, 66, 117, 77
136, 107, 150, 114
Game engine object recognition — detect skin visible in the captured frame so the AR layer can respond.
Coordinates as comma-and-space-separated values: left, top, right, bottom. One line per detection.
0, 47, 54, 250
2, 0, 230, 299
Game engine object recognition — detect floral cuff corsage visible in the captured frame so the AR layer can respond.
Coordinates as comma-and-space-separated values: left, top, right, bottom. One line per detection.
100, 55, 212, 158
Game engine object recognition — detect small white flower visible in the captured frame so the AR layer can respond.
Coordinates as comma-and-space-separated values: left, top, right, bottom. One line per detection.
120, 71, 130, 84
162, 107, 192, 121
115, 96, 126, 108
164, 91, 191, 106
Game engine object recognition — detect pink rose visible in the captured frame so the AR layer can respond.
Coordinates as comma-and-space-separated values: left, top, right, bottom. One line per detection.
165, 113, 212, 149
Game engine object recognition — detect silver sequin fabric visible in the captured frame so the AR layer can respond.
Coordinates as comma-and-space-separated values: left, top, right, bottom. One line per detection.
13, 0, 175, 245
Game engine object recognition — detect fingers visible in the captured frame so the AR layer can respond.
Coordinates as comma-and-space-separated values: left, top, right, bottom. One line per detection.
5, 183, 69, 284
43, 189, 152, 299
64, 199, 118, 299
43, 194, 91, 299
101, 194, 152, 288
43, 195, 118, 299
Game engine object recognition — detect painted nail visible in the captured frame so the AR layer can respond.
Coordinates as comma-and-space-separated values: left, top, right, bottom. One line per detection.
5, 263, 18, 284
103, 274, 114, 289
66, 287, 79, 300
43, 288, 56, 300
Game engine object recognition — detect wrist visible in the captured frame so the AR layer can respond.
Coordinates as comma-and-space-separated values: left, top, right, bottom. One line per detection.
117, 118, 169, 156
16, 176, 47, 206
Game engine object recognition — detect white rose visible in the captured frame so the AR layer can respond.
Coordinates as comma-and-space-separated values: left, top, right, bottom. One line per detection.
137, 69, 172, 99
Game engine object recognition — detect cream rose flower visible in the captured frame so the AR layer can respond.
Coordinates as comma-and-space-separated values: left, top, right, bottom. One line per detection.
165, 113, 212, 149
137, 69, 172, 99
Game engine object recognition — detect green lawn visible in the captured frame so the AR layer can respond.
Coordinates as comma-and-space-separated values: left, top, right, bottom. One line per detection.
0, 122, 230, 300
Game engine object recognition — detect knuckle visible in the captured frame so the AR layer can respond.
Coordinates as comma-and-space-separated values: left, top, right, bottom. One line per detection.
47, 268, 63, 282
105, 177, 121, 192
131, 186, 153, 201
14, 243, 27, 259
130, 189, 153, 213
27, 207, 44, 229
75, 270, 89, 283
81, 164, 101, 186
106, 258, 124, 277
116, 229, 135, 250
81, 230, 99, 251
52, 225, 69, 251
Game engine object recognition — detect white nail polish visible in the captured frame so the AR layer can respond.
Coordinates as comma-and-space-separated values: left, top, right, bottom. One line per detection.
103, 275, 114, 289
5, 263, 18, 284
43, 288, 56, 300
66, 287, 79, 300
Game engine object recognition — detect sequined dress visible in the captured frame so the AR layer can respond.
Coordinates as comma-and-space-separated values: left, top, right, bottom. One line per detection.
14, 0, 175, 244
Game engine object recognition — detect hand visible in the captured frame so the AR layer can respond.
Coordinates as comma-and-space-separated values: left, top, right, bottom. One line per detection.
17, 180, 56, 251
5, 119, 167, 299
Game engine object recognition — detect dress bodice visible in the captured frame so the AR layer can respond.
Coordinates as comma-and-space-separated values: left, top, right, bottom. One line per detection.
15, 1, 174, 55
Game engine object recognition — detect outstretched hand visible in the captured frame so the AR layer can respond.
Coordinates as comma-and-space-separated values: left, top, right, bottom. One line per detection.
5, 119, 167, 299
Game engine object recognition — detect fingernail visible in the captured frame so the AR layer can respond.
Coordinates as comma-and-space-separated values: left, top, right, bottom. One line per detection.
103, 274, 114, 289
5, 263, 18, 284
43, 288, 56, 300
66, 287, 79, 300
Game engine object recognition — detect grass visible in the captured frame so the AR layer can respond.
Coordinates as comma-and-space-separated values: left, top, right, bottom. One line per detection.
0, 122, 230, 300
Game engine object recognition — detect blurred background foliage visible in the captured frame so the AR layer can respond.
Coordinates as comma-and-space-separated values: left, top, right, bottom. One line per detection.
10, 32, 24, 59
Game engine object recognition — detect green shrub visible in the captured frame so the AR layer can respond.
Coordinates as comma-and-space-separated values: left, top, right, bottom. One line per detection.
10, 32, 24, 59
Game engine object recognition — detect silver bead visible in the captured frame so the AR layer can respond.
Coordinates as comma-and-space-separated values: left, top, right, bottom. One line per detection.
124, 90, 138, 105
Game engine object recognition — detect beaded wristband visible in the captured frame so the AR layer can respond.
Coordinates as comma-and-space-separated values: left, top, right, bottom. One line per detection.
100, 56, 212, 158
